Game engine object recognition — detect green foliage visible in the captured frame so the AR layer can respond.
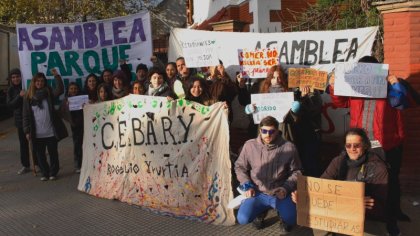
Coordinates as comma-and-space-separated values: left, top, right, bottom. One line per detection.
286, 0, 383, 61
0, 0, 157, 25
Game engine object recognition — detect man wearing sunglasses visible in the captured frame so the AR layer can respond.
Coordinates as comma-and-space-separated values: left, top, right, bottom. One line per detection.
234, 116, 302, 233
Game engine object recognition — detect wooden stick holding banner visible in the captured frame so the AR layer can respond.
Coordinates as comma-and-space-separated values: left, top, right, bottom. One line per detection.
297, 175, 365, 236
28, 139, 37, 176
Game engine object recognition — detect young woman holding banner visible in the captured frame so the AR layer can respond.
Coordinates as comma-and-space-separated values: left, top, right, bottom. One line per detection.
22, 69, 67, 181
147, 67, 176, 99
111, 70, 129, 99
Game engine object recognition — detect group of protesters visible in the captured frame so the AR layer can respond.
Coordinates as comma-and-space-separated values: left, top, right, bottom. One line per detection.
7, 54, 418, 235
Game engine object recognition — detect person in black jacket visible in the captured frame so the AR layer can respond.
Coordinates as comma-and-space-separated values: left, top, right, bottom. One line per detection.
6, 68, 38, 174
61, 82, 84, 173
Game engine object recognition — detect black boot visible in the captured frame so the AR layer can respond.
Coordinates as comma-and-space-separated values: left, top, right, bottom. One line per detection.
278, 216, 291, 234
252, 211, 268, 230
397, 211, 411, 222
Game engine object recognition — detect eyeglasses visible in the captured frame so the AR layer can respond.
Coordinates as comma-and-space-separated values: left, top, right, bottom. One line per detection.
345, 143, 362, 149
261, 129, 276, 135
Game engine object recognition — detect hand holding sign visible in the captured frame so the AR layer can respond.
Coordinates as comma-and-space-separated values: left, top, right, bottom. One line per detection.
51, 68, 58, 76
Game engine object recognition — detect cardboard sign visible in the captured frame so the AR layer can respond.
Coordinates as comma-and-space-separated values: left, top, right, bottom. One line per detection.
334, 62, 389, 98
238, 48, 279, 78
77, 95, 235, 225
288, 68, 328, 91
250, 92, 294, 123
297, 176, 365, 236
181, 39, 220, 67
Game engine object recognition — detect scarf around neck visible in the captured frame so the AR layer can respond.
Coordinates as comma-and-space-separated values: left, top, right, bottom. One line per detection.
31, 88, 48, 108
338, 152, 368, 180
112, 87, 126, 98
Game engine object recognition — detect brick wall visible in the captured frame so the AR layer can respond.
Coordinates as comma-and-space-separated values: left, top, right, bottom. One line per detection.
280, 0, 317, 31
383, 11, 420, 194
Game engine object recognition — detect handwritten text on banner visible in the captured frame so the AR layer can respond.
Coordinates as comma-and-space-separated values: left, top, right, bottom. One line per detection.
77, 95, 235, 225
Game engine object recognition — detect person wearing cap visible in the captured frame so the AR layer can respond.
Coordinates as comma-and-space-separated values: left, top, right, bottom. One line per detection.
235, 115, 301, 232
7, 68, 38, 174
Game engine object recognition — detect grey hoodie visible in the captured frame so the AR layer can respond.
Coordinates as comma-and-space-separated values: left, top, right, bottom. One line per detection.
235, 135, 302, 195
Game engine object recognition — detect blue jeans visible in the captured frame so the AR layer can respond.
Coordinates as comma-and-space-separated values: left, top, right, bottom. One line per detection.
237, 192, 296, 226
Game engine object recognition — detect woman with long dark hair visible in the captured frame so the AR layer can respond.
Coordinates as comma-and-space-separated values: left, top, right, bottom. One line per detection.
185, 77, 215, 106
83, 73, 99, 103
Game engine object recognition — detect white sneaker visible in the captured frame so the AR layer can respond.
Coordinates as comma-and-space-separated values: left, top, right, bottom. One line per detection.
17, 167, 29, 175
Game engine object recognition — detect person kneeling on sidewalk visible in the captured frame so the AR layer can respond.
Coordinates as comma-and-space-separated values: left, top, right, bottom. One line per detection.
234, 116, 302, 232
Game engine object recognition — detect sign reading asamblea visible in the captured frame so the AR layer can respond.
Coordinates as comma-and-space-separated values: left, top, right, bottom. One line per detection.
168, 27, 379, 74
77, 95, 235, 225
16, 12, 153, 89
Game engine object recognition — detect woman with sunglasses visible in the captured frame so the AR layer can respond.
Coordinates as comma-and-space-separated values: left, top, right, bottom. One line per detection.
292, 128, 391, 234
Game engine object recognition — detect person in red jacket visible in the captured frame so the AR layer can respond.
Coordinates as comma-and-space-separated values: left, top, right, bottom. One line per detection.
328, 56, 409, 235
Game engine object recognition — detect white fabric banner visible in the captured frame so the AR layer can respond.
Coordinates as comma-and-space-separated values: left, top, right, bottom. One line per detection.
168, 27, 378, 76
77, 95, 235, 225
17, 12, 153, 89
334, 62, 389, 98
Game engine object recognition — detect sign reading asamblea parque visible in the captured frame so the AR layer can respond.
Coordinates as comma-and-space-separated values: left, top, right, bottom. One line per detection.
77, 94, 236, 225
16, 12, 152, 88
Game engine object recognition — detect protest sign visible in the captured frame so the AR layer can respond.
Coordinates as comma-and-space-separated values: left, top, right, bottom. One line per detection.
297, 176, 365, 236
169, 27, 378, 76
250, 92, 294, 123
77, 95, 235, 225
68, 95, 89, 111
288, 68, 328, 91
238, 48, 279, 78
334, 62, 389, 98
181, 39, 220, 67
17, 12, 152, 89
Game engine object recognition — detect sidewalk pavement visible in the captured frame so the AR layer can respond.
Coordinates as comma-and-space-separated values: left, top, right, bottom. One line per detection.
0, 117, 418, 235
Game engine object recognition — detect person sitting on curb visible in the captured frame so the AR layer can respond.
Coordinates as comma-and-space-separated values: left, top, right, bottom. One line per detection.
292, 128, 391, 235
234, 116, 302, 233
